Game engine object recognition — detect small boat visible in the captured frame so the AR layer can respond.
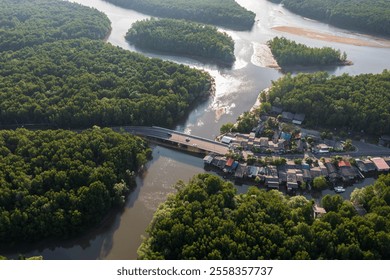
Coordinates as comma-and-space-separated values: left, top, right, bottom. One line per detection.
334, 186, 346, 193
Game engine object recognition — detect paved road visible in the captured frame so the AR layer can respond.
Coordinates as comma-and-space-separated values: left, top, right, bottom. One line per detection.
116, 126, 229, 155
351, 140, 390, 157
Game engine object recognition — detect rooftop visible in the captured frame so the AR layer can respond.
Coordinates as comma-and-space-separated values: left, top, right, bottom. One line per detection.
356, 159, 376, 172
282, 111, 294, 120
203, 155, 213, 164
371, 157, 390, 171
271, 106, 283, 114
338, 160, 352, 168
221, 136, 234, 144
226, 158, 234, 167
293, 113, 306, 122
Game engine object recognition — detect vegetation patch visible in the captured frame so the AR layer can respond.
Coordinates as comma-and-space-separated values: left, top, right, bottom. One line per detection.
267, 37, 348, 67
264, 71, 390, 136
268, 0, 390, 36
0, 39, 212, 128
0, 0, 111, 51
126, 18, 235, 66
105, 0, 255, 30
139, 173, 390, 259
0, 127, 151, 243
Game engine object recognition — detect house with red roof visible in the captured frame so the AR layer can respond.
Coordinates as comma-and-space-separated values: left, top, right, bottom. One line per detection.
370, 157, 390, 172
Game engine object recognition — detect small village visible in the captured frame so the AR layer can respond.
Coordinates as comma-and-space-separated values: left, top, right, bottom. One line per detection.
204, 107, 390, 194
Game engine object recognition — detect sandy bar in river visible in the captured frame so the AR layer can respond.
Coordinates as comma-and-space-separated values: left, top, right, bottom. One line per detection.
272, 26, 390, 48
251, 43, 280, 69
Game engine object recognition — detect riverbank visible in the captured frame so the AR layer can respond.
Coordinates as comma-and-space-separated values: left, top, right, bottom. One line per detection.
272, 26, 390, 48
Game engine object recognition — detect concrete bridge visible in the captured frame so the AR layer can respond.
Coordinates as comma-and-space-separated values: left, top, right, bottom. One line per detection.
116, 126, 229, 155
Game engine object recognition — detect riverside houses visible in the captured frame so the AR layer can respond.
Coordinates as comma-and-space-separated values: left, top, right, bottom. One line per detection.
204, 155, 389, 190
338, 160, 360, 183
356, 159, 376, 174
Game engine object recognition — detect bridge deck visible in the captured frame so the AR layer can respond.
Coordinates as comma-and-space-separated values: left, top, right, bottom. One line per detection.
117, 126, 229, 155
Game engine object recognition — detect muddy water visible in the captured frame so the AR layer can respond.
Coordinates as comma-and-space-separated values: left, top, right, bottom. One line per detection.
5, 0, 389, 259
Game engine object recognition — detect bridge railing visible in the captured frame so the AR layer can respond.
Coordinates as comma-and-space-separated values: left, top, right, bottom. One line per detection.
152, 126, 228, 148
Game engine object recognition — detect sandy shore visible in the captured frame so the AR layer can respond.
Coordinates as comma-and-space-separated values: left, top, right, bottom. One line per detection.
272, 26, 390, 48
249, 87, 270, 114
251, 43, 280, 69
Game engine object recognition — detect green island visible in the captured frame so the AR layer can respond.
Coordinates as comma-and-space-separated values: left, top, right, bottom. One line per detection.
268, 0, 390, 36
138, 173, 390, 259
0, 127, 151, 243
104, 0, 256, 30
267, 37, 348, 67
0, 39, 211, 128
0, 255, 43, 260
0, 0, 111, 51
262, 70, 390, 136
126, 18, 235, 65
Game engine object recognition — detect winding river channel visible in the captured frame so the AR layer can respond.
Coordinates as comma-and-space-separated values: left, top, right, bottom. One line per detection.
5, 0, 390, 259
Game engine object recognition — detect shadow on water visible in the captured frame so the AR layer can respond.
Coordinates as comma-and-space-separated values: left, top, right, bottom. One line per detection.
279, 64, 346, 75
128, 43, 235, 69
0, 209, 121, 259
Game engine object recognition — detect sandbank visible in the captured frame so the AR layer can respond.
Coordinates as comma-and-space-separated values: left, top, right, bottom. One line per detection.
272, 26, 390, 48
251, 43, 280, 69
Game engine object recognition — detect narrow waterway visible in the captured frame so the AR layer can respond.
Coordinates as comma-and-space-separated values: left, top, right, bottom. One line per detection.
5, 0, 390, 259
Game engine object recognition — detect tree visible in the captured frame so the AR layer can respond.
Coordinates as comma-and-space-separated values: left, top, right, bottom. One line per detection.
105, 0, 256, 30
305, 157, 314, 165
220, 123, 234, 134
139, 173, 390, 260
321, 194, 344, 212
268, 36, 348, 67
280, 0, 390, 37
260, 102, 271, 114
313, 176, 328, 190
0, 39, 212, 128
0, 0, 111, 52
126, 18, 236, 65
294, 158, 303, 165
267, 70, 390, 136
235, 111, 259, 133
0, 128, 149, 243
343, 139, 354, 151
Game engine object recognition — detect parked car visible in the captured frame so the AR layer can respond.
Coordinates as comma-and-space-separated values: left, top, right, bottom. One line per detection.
334, 186, 346, 193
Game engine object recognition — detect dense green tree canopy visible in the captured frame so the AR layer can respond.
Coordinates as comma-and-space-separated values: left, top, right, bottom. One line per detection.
0, 0, 111, 51
0, 127, 151, 243
268, 37, 347, 67
139, 173, 390, 259
126, 18, 235, 65
0, 39, 212, 128
266, 70, 390, 135
234, 111, 260, 134
268, 0, 390, 36
312, 176, 328, 190
105, 0, 255, 30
